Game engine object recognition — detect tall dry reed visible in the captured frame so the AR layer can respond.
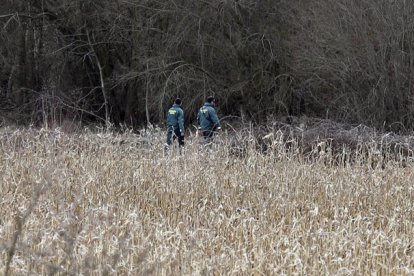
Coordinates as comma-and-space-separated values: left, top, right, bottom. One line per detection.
0, 126, 413, 275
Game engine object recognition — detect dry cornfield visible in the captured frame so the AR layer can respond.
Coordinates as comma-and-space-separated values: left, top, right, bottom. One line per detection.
0, 126, 414, 275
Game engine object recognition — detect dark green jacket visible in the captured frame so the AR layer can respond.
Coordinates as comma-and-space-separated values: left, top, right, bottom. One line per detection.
197, 102, 221, 131
167, 104, 184, 131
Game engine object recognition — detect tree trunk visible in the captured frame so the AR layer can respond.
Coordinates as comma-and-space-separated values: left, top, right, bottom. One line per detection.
87, 32, 110, 128
145, 62, 150, 126
11, 23, 28, 105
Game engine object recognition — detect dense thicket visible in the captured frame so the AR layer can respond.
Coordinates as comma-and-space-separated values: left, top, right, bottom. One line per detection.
1, 0, 414, 131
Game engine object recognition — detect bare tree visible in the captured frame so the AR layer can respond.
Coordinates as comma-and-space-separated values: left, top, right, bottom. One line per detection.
288, 0, 414, 131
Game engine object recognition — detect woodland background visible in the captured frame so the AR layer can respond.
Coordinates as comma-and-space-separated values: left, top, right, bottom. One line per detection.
1, 0, 414, 132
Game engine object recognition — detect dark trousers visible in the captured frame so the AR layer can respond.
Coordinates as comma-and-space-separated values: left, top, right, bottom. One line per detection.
165, 126, 184, 147
202, 130, 215, 144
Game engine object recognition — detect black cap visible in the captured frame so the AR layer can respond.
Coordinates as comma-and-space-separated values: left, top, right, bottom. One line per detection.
175, 98, 182, 105
206, 96, 215, 103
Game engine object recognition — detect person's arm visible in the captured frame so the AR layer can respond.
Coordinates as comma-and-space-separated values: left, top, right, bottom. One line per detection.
208, 107, 221, 129
178, 108, 185, 135
197, 110, 201, 127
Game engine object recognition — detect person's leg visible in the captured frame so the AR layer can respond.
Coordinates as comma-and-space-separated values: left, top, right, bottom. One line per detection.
174, 128, 184, 154
164, 126, 173, 156
202, 130, 214, 149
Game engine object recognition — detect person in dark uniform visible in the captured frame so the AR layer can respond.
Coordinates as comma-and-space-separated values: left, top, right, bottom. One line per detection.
164, 98, 185, 155
197, 96, 221, 144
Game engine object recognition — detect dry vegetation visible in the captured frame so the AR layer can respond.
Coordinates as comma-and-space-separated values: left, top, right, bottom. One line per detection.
1, 126, 414, 275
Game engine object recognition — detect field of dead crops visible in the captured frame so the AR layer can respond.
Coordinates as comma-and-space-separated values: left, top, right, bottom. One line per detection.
1, 126, 414, 275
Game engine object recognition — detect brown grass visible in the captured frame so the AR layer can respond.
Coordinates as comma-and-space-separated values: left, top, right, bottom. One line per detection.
0, 126, 414, 275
